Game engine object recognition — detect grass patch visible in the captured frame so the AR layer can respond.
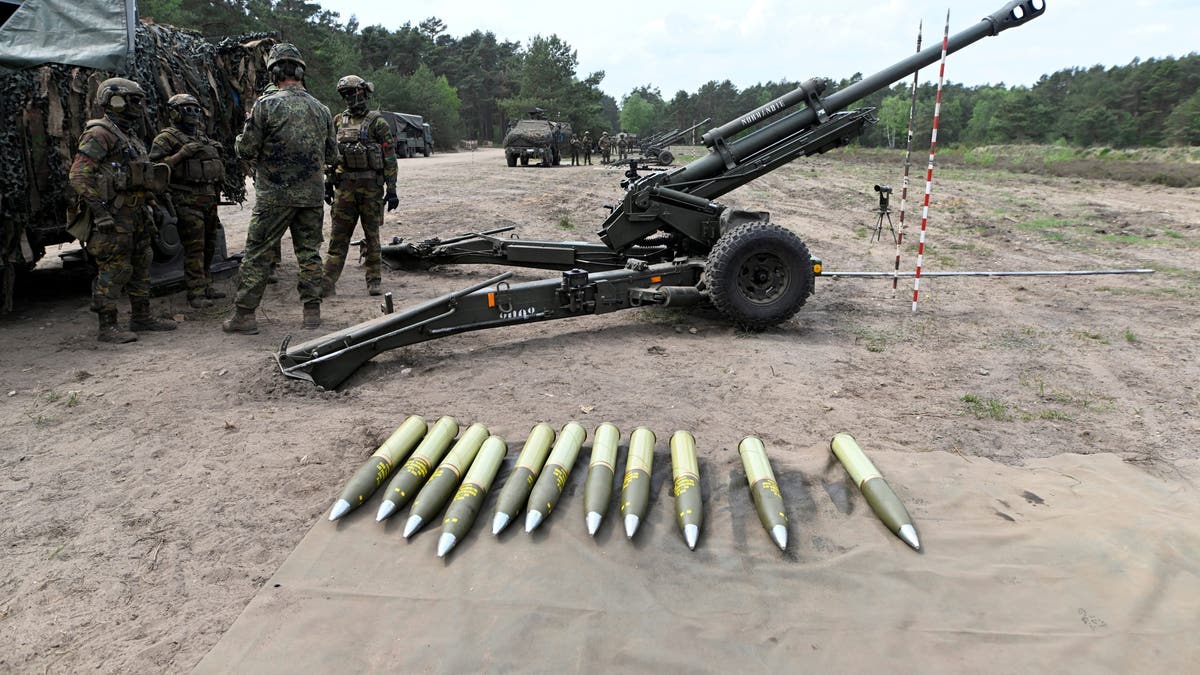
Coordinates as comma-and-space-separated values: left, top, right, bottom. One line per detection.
1123, 329, 1139, 344
853, 327, 889, 352
961, 393, 1013, 421
1073, 330, 1111, 345
556, 215, 575, 230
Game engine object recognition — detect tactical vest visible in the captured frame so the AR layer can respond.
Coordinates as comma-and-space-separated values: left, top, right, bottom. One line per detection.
336, 111, 385, 173
84, 118, 169, 203
164, 127, 225, 186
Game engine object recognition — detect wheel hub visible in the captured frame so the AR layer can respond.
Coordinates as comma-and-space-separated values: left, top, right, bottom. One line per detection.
738, 252, 789, 304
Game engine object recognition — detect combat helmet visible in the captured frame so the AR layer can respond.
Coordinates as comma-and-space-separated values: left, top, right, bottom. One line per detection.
166, 93, 204, 124
337, 75, 374, 115
96, 77, 146, 113
266, 42, 306, 71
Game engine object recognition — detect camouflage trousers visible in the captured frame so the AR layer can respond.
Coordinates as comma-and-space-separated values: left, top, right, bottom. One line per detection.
324, 183, 384, 286
234, 204, 324, 310
175, 192, 221, 299
570, 148, 579, 165
86, 205, 152, 313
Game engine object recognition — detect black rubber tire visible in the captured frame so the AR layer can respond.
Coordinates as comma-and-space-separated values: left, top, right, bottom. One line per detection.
506, 152, 517, 167
702, 221, 813, 329
423, 145, 431, 157
520, 155, 529, 166
658, 149, 674, 165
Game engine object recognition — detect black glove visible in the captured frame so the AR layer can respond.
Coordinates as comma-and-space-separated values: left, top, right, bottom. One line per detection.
324, 182, 335, 205
385, 189, 399, 212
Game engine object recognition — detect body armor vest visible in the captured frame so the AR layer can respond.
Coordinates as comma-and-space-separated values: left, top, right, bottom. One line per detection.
164, 127, 225, 186
84, 118, 168, 200
336, 111, 385, 172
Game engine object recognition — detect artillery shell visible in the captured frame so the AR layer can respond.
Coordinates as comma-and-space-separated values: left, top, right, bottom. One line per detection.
329, 415, 427, 521
491, 423, 556, 535
738, 436, 788, 550
438, 436, 507, 558
620, 427, 656, 539
830, 432, 920, 551
376, 416, 459, 522
525, 422, 587, 532
404, 422, 490, 538
583, 423, 621, 536
670, 430, 703, 550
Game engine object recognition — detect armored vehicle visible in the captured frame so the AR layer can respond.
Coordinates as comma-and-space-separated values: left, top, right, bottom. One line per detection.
0, 0, 269, 310
503, 117, 571, 167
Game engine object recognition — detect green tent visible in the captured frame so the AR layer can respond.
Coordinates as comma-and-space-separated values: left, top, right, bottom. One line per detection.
0, 0, 135, 73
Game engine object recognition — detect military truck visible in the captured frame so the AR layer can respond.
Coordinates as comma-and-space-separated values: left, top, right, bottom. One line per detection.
381, 111, 433, 158
502, 116, 571, 167
0, 0, 269, 311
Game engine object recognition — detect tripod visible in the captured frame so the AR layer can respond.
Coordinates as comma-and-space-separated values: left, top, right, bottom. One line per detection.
870, 185, 896, 243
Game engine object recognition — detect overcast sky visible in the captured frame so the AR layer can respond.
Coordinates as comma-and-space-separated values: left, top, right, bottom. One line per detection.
316, 0, 1199, 101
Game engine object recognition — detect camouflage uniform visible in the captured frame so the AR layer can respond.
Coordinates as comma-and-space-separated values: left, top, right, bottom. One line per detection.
149, 99, 226, 306
69, 78, 177, 341
570, 136, 580, 166
233, 82, 336, 313
323, 81, 397, 295
617, 134, 628, 161
599, 132, 612, 163
582, 133, 592, 165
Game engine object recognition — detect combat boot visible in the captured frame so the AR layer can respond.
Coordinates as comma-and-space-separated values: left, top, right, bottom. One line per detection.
302, 301, 321, 329
367, 280, 381, 296
189, 296, 214, 309
97, 309, 137, 343
222, 307, 259, 334
130, 300, 178, 332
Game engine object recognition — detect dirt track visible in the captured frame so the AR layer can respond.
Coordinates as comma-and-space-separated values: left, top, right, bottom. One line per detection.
2, 147, 1198, 671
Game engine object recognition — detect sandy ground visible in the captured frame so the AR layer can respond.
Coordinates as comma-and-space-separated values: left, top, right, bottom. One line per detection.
2, 147, 1198, 672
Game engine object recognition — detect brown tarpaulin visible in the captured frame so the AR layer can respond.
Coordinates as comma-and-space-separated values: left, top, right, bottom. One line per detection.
197, 449, 1200, 672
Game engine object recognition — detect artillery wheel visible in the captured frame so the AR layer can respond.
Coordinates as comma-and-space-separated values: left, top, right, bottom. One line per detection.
702, 221, 813, 330
657, 149, 674, 165
506, 152, 517, 167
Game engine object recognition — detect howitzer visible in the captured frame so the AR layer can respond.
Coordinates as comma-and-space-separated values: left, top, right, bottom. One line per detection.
277, 1, 1045, 390
635, 117, 712, 165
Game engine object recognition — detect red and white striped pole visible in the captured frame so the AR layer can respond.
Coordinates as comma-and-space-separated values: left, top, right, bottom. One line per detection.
912, 10, 950, 313
892, 21, 923, 297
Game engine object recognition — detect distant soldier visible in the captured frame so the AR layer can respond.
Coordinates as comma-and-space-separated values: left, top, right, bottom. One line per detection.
582, 131, 592, 165
569, 135, 580, 166
150, 94, 226, 308
617, 133, 628, 161
69, 77, 177, 343
599, 131, 612, 163
224, 43, 336, 334
322, 75, 398, 297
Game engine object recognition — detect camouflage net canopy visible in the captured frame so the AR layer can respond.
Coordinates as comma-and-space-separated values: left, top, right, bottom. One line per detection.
503, 119, 563, 146
0, 21, 275, 293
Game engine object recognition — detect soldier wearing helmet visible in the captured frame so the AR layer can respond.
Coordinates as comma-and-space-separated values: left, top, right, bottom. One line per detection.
69, 77, 177, 342
149, 93, 227, 308
599, 131, 612, 163
225, 42, 336, 335
321, 74, 398, 298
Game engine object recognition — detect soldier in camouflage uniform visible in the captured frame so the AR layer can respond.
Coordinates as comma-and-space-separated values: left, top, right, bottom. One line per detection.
569, 135, 580, 166
598, 131, 612, 163
69, 77, 177, 343
223, 43, 336, 334
617, 133, 628, 161
582, 132, 593, 165
321, 75, 398, 297
150, 94, 226, 308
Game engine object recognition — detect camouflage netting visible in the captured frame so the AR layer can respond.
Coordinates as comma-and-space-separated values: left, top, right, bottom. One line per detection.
0, 21, 275, 309
503, 120, 558, 146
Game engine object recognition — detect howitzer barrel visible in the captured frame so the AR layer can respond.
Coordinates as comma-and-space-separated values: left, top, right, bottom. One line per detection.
673, 1, 1045, 186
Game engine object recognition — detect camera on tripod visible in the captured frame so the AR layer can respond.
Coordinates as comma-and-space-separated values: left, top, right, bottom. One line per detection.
874, 184, 893, 194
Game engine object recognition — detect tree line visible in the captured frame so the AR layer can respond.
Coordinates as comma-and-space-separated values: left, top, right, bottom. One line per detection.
140, 1, 1199, 150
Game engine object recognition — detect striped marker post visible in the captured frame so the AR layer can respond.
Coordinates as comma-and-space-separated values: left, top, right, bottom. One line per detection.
893, 22, 923, 296
912, 11, 950, 313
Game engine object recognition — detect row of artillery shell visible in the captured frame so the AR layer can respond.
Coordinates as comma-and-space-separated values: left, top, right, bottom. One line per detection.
328, 416, 919, 557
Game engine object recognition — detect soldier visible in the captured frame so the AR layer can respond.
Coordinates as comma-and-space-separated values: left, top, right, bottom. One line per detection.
599, 131, 612, 163
582, 131, 592, 165
69, 77, 177, 343
149, 94, 226, 308
617, 133, 627, 161
569, 134, 580, 166
223, 43, 336, 334
321, 75, 398, 297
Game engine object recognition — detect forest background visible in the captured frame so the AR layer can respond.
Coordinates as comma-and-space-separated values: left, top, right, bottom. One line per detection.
141, 0, 1200, 159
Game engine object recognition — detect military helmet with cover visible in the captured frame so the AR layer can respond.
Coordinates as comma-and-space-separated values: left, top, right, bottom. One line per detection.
96, 77, 146, 113
266, 42, 306, 70
166, 93, 204, 124
337, 74, 374, 115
